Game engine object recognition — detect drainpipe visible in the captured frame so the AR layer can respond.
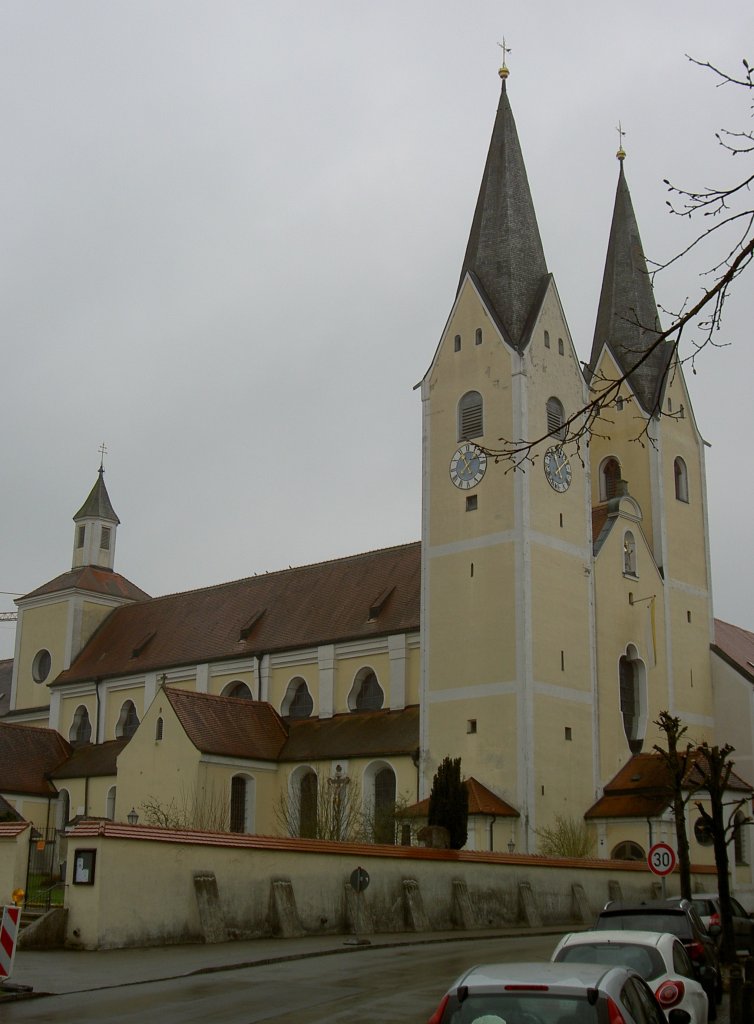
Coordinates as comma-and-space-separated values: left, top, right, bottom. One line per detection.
489, 814, 497, 852
411, 747, 420, 802
94, 677, 102, 743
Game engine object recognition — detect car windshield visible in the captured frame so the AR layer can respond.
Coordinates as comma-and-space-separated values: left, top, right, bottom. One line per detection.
596, 913, 691, 940
440, 992, 599, 1023
555, 942, 665, 981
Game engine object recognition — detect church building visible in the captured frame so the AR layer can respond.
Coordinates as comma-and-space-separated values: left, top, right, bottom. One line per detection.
2, 63, 749, 887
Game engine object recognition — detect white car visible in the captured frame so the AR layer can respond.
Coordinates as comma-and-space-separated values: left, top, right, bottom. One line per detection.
552, 929, 709, 1023
426, 960, 678, 1024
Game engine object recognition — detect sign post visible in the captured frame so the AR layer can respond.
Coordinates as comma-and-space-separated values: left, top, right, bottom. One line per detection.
647, 841, 677, 898
344, 867, 371, 947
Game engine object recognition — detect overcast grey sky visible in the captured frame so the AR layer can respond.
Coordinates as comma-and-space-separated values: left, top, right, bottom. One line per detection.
2, 1, 752, 659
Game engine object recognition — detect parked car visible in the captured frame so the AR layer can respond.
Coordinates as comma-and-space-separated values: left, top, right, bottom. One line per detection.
594, 900, 721, 1019
425, 960, 688, 1024
684, 893, 754, 955
552, 929, 708, 1023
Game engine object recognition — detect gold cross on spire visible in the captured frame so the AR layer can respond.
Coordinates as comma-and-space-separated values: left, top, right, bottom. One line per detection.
98, 442, 108, 470
616, 121, 626, 161
497, 37, 511, 79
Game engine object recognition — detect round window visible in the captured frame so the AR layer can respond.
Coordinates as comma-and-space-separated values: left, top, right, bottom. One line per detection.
32, 649, 52, 683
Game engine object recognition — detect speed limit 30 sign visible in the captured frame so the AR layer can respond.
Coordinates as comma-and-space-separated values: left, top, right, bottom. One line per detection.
647, 842, 677, 876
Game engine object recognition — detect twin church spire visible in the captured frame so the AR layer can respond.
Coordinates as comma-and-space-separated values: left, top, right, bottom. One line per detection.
461, 64, 668, 410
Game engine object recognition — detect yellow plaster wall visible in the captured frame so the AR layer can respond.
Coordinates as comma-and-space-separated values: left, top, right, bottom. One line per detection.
15, 601, 70, 710
79, 600, 119, 658
4, 795, 54, 831
530, 551, 592, 687
533, 699, 595, 832
404, 643, 421, 706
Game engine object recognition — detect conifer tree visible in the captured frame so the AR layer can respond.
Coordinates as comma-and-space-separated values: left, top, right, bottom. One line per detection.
428, 756, 468, 850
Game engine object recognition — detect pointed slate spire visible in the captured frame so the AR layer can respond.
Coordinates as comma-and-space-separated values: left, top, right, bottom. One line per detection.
589, 156, 672, 414
73, 466, 120, 525
458, 71, 549, 350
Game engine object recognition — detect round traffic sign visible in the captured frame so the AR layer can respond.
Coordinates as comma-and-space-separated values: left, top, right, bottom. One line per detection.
349, 867, 369, 892
647, 842, 677, 876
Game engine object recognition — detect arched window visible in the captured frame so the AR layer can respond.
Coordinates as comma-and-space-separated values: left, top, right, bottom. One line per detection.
544, 330, 550, 349
734, 811, 748, 865
374, 767, 397, 844
619, 645, 647, 754
223, 681, 253, 699
281, 677, 313, 718
115, 700, 140, 738
458, 391, 483, 440
674, 457, 689, 503
623, 531, 637, 576
348, 669, 384, 711
546, 397, 566, 440
299, 771, 318, 838
600, 457, 622, 501
106, 785, 116, 820
69, 705, 92, 744
155, 716, 164, 741
475, 328, 482, 346
611, 840, 645, 861
230, 774, 255, 834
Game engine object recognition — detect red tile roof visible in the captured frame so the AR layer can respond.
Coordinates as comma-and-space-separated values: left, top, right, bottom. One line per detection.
51, 738, 130, 779
713, 618, 754, 685
21, 566, 150, 603
280, 706, 419, 761
402, 776, 518, 819
586, 751, 753, 819
166, 689, 289, 761
53, 543, 421, 685
0, 722, 71, 796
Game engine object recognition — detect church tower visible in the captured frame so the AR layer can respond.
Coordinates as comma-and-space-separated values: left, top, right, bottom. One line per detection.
72, 463, 120, 571
587, 147, 715, 781
419, 65, 598, 852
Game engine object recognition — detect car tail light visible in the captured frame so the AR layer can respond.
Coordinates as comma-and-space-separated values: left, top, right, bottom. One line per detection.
687, 940, 705, 962
427, 994, 449, 1024
710, 911, 721, 928
606, 996, 627, 1024
655, 979, 685, 1008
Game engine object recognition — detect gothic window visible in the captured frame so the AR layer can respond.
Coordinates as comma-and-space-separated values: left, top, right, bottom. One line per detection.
115, 699, 140, 738
230, 774, 254, 833
611, 840, 645, 861
282, 677, 313, 718
299, 771, 318, 838
619, 646, 646, 754
623, 531, 637, 576
70, 705, 92, 744
458, 391, 483, 440
600, 457, 622, 501
373, 766, 397, 844
674, 457, 689, 502
155, 716, 164, 741
349, 669, 384, 711
546, 397, 566, 440
106, 785, 116, 820
223, 681, 253, 699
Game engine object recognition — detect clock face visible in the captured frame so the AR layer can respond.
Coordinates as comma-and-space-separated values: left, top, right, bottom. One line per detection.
543, 446, 572, 492
449, 443, 487, 489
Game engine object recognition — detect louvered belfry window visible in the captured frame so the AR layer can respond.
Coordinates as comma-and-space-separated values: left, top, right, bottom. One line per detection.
458, 391, 483, 440
546, 397, 566, 440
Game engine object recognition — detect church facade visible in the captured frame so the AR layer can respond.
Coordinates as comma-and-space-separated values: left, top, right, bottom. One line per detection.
3, 67, 748, 883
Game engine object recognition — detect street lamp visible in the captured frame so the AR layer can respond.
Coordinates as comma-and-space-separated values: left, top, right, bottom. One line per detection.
127, 808, 139, 826
507, 838, 515, 854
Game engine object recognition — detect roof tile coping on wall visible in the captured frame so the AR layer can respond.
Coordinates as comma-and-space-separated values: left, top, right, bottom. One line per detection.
63, 821, 716, 873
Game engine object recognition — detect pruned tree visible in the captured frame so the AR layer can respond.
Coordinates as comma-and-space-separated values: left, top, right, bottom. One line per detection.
140, 781, 230, 832
653, 711, 698, 900
693, 742, 753, 965
428, 756, 468, 850
274, 769, 364, 842
535, 815, 595, 858
473, 55, 753, 470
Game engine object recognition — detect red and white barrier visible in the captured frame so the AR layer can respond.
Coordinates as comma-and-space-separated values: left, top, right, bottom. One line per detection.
0, 904, 21, 981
